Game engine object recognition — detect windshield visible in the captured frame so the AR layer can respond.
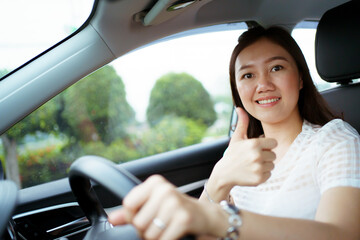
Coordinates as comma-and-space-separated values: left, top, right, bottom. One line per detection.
0, 0, 94, 79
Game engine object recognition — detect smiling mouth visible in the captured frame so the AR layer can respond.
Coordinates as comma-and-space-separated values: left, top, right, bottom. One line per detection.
256, 98, 280, 105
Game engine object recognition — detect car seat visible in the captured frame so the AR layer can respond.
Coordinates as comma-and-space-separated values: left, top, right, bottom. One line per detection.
316, 0, 360, 133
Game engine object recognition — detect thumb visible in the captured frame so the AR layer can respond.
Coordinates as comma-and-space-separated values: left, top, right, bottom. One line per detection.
108, 208, 133, 226
231, 107, 249, 142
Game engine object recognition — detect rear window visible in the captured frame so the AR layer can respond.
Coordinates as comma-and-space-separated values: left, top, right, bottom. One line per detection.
292, 21, 337, 91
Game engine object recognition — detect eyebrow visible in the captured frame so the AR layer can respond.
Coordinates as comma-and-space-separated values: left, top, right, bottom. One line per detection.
238, 56, 290, 72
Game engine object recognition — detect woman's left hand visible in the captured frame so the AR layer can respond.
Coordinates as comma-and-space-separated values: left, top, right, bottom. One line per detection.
108, 175, 227, 240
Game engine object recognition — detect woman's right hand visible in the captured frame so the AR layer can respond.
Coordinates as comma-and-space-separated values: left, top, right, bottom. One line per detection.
204, 108, 277, 202
108, 175, 229, 240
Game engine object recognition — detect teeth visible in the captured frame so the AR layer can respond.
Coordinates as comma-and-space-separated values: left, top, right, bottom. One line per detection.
258, 98, 280, 104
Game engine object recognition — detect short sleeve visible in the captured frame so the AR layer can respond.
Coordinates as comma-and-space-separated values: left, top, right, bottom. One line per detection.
316, 120, 360, 194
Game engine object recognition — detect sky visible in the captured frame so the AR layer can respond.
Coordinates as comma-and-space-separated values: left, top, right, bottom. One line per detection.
0, 0, 328, 121
0, 0, 93, 70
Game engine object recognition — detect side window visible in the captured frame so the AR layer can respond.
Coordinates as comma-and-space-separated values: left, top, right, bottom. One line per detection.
292, 21, 337, 91
0, 24, 246, 189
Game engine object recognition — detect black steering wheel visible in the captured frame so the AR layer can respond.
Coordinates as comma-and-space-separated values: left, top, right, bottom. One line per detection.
69, 156, 195, 240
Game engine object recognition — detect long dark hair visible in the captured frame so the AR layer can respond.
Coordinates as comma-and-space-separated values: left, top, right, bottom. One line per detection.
229, 26, 338, 138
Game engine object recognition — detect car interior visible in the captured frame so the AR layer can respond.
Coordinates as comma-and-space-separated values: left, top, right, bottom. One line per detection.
1, 0, 359, 239
316, 0, 360, 133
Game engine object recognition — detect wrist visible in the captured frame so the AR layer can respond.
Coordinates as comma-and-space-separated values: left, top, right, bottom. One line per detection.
218, 200, 242, 240
205, 201, 231, 238
206, 173, 234, 203
205, 201, 242, 240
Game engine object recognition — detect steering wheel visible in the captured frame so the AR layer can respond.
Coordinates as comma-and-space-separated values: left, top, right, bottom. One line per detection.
69, 156, 195, 240
0, 180, 18, 239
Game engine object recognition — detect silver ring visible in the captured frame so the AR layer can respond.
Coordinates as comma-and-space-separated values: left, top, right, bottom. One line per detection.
152, 218, 166, 230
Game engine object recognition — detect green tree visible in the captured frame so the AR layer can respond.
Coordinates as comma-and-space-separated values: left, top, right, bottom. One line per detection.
60, 65, 135, 144
1, 65, 136, 188
146, 72, 217, 127
140, 115, 207, 156
1, 99, 59, 188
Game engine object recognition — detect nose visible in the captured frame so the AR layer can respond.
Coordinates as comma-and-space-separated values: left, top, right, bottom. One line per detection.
256, 73, 275, 93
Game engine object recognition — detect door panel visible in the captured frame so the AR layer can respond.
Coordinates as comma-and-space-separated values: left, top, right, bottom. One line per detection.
12, 137, 228, 239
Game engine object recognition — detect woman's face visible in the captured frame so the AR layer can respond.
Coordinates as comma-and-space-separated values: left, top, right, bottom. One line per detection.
235, 37, 303, 125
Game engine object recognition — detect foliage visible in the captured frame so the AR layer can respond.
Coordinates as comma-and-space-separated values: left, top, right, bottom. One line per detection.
6, 102, 59, 141
139, 115, 207, 156
80, 138, 141, 163
60, 65, 135, 143
18, 144, 72, 188
16, 138, 141, 188
146, 72, 217, 127
0, 68, 220, 188
1, 65, 136, 187
0, 153, 4, 172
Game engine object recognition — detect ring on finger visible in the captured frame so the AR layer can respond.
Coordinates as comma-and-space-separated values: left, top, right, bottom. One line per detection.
152, 218, 167, 230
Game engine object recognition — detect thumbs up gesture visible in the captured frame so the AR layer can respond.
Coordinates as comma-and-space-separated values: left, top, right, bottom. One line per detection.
231, 107, 250, 141
205, 108, 277, 202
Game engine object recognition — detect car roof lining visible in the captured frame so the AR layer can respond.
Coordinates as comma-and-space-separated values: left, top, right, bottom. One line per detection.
91, 0, 350, 59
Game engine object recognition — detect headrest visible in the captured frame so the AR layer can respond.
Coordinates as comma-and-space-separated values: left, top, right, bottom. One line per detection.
315, 0, 360, 83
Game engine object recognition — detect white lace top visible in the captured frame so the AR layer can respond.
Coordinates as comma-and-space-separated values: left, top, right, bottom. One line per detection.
230, 119, 360, 220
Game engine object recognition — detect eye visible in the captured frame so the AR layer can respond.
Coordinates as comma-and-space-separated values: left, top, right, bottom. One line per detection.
242, 73, 253, 79
271, 65, 283, 72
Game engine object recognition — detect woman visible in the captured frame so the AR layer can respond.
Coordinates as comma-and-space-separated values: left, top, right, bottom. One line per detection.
109, 27, 360, 240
